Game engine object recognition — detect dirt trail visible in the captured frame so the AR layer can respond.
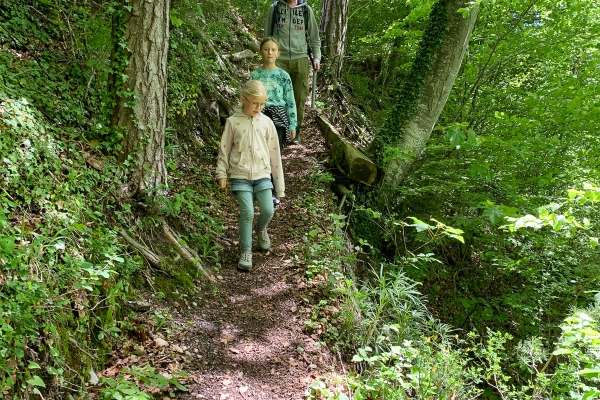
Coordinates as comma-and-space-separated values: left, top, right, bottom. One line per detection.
167, 109, 341, 399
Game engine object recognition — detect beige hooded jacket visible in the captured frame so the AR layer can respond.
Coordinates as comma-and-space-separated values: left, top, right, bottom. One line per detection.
216, 110, 285, 198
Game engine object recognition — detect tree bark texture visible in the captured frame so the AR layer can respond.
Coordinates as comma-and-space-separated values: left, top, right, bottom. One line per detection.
113, 0, 170, 199
382, 1, 478, 192
320, 0, 349, 83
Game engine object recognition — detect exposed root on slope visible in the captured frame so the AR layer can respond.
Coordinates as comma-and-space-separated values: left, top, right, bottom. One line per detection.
161, 220, 217, 284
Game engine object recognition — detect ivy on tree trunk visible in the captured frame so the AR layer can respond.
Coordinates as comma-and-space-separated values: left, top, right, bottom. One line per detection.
372, 0, 479, 193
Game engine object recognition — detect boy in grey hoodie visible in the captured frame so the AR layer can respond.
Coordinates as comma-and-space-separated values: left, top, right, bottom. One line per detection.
264, 0, 321, 144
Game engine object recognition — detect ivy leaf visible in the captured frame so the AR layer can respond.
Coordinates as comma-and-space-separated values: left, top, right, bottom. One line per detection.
27, 375, 46, 388
28, 362, 41, 369
351, 354, 363, 362
0, 236, 15, 255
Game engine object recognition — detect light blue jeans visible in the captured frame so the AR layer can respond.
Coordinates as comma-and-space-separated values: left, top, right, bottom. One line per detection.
231, 178, 274, 251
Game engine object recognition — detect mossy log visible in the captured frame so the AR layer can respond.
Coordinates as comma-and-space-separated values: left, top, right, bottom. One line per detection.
317, 113, 378, 185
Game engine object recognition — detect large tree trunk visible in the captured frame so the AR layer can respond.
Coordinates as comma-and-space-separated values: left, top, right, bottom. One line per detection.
320, 0, 349, 84
111, 0, 170, 199
381, 1, 478, 192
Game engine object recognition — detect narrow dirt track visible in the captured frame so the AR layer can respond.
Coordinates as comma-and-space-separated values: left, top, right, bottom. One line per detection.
167, 108, 342, 399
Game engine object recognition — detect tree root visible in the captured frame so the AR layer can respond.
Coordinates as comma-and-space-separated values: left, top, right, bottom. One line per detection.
198, 30, 227, 71
161, 220, 217, 284
119, 228, 164, 270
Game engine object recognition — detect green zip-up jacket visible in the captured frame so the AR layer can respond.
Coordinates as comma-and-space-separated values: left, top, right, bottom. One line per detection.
263, 0, 321, 64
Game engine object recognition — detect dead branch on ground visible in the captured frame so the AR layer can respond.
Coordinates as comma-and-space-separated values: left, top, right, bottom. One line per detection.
161, 221, 217, 284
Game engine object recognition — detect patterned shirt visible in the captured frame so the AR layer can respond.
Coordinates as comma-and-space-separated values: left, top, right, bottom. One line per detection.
249, 67, 298, 132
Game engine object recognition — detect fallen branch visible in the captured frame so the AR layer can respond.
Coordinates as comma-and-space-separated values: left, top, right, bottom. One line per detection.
119, 228, 163, 269
225, 49, 256, 62
199, 30, 227, 71
333, 183, 352, 210
161, 221, 217, 284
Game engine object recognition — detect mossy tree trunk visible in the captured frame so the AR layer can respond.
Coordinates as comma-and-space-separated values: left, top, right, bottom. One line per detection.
111, 0, 170, 200
320, 0, 349, 84
378, 0, 479, 193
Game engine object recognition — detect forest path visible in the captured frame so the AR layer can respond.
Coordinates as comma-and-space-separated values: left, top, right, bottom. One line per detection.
169, 108, 343, 399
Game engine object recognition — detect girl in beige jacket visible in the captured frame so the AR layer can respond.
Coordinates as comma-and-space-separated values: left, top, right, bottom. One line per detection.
216, 80, 285, 271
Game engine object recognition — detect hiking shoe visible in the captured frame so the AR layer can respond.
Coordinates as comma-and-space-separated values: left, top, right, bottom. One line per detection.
272, 195, 281, 206
257, 228, 271, 251
237, 251, 252, 271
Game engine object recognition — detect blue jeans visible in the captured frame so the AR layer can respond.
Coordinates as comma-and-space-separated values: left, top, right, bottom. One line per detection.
231, 178, 274, 251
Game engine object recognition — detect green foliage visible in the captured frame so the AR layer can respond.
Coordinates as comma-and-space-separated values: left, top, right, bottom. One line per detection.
167, 2, 211, 121
3, 0, 600, 398
350, 339, 477, 399
0, 95, 137, 397
338, 0, 600, 397
98, 365, 188, 399
370, 0, 450, 166
552, 313, 600, 398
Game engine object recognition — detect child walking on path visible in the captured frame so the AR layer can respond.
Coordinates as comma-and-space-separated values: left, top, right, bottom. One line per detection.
250, 36, 297, 148
215, 80, 285, 271
263, 0, 321, 144
249, 36, 296, 206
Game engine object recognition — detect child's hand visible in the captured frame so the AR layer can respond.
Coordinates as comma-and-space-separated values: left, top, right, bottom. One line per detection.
290, 131, 296, 140
218, 178, 227, 189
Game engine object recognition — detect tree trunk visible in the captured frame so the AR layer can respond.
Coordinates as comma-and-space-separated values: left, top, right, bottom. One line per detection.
381, 1, 479, 192
111, 0, 170, 199
320, 0, 349, 84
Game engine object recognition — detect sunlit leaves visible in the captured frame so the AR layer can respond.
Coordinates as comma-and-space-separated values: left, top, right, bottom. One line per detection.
408, 217, 465, 243
568, 183, 600, 205
169, 9, 184, 27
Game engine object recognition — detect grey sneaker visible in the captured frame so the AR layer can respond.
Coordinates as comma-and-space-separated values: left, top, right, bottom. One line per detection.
238, 251, 252, 271
257, 228, 271, 251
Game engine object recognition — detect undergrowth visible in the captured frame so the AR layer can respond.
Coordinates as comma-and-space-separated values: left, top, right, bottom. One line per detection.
302, 192, 600, 399
0, 0, 229, 397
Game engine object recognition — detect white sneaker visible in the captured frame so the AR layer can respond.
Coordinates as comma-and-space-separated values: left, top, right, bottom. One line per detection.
237, 251, 252, 271
257, 228, 271, 251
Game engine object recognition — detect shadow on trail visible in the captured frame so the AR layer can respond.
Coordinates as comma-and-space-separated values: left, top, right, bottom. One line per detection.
174, 109, 340, 400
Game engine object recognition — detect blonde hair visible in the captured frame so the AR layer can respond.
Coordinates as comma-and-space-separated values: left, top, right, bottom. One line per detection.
241, 80, 267, 99
260, 36, 280, 50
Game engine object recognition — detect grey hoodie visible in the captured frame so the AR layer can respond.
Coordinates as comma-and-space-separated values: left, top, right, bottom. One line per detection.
216, 110, 285, 198
263, 0, 321, 64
